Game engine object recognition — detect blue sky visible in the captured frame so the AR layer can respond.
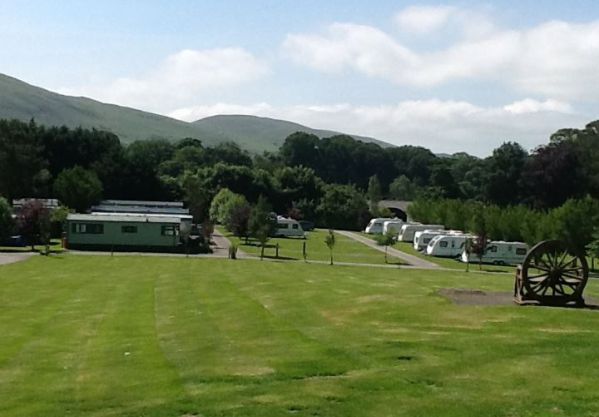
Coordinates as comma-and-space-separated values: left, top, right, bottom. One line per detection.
2, 0, 599, 155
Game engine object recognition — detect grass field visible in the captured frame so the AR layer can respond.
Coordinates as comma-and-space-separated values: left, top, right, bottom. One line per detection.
226, 229, 404, 265
2, 255, 599, 416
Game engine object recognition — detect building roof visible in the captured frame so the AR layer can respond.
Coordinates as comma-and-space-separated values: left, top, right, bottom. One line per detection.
67, 213, 181, 223
99, 199, 184, 208
91, 204, 190, 215
91, 212, 192, 220
12, 198, 61, 209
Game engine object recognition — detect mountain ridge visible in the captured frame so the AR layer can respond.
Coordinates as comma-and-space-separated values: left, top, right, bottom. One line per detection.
0, 73, 392, 152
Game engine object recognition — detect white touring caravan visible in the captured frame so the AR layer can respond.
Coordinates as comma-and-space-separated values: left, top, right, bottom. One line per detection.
460, 241, 528, 265
365, 218, 396, 234
274, 216, 305, 238
382, 220, 404, 235
413, 230, 446, 251
426, 234, 471, 258
398, 224, 444, 242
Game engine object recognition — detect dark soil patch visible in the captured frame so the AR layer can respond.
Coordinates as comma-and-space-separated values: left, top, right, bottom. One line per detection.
439, 288, 599, 310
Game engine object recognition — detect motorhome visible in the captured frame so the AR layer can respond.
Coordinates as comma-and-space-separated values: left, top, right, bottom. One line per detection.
365, 218, 396, 234
426, 234, 471, 257
274, 216, 305, 238
413, 230, 447, 251
382, 220, 404, 235
397, 224, 444, 242
460, 241, 528, 265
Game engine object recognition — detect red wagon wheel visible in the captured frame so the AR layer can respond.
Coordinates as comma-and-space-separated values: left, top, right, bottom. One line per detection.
521, 240, 588, 306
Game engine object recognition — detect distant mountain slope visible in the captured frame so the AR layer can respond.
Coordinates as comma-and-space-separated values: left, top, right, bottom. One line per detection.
193, 114, 391, 151
0, 73, 225, 145
0, 73, 392, 152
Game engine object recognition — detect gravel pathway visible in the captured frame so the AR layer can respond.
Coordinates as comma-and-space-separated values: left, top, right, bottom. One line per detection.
0, 253, 35, 266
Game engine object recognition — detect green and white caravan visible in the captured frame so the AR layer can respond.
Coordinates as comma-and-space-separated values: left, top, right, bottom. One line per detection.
66, 213, 187, 251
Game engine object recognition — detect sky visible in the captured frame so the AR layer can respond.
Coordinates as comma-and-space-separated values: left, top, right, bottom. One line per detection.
2, 0, 599, 156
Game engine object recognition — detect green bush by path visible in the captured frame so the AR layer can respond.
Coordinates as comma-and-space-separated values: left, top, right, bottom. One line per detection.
2, 256, 599, 416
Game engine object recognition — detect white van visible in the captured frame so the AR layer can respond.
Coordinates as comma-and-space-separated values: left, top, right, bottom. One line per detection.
382, 220, 404, 235
426, 234, 471, 258
274, 217, 305, 238
398, 224, 444, 242
460, 241, 528, 265
365, 218, 395, 234
413, 230, 446, 251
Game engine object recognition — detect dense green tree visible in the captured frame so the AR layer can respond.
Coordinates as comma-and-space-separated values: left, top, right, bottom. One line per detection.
248, 196, 276, 259
53, 166, 103, 212
0, 119, 47, 200
124, 139, 175, 200
389, 175, 418, 200
209, 188, 237, 224
521, 140, 585, 208
17, 199, 51, 251
324, 229, 336, 265
317, 184, 369, 230
0, 197, 14, 242
484, 142, 528, 205
367, 175, 383, 214
374, 230, 396, 263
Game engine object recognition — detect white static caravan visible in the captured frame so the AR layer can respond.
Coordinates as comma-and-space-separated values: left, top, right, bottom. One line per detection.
398, 224, 444, 242
274, 216, 305, 238
413, 230, 447, 251
426, 234, 471, 258
382, 220, 404, 235
460, 241, 528, 265
365, 218, 395, 234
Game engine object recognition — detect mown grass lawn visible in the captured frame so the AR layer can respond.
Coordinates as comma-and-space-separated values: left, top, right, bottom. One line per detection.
227, 229, 404, 265
2, 255, 599, 416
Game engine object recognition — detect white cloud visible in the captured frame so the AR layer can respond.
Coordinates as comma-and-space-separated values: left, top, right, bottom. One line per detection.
503, 98, 572, 114
283, 12, 599, 100
169, 98, 584, 156
394, 5, 455, 34
59, 48, 269, 112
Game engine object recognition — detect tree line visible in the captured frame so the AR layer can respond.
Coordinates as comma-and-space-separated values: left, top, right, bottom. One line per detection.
2, 117, 599, 242
408, 197, 599, 254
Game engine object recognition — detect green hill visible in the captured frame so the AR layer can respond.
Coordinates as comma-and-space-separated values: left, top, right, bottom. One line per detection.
0, 73, 391, 152
193, 114, 391, 151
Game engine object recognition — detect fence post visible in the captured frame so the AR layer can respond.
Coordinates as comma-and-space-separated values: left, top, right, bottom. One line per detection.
302, 241, 307, 262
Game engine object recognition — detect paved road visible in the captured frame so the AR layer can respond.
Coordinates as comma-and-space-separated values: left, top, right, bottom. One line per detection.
0, 253, 35, 266
210, 229, 248, 258
336, 230, 441, 269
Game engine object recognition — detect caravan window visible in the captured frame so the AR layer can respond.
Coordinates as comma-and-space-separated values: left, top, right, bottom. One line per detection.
161, 225, 178, 236
121, 225, 137, 234
489, 246, 497, 253
277, 223, 288, 229
72, 223, 104, 234
516, 248, 527, 255
292, 223, 299, 229
440, 241, 448, 248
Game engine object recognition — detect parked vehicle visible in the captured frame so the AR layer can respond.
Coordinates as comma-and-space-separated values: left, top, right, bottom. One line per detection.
460, 241, 528, 265
274, 216, 305, 238
298, 220, 315, 231
382, 220, 404, 235
397, 224, 444, 242
426, 234, 471, 257
365, 218, 396, 234
413, 230, 446, 251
